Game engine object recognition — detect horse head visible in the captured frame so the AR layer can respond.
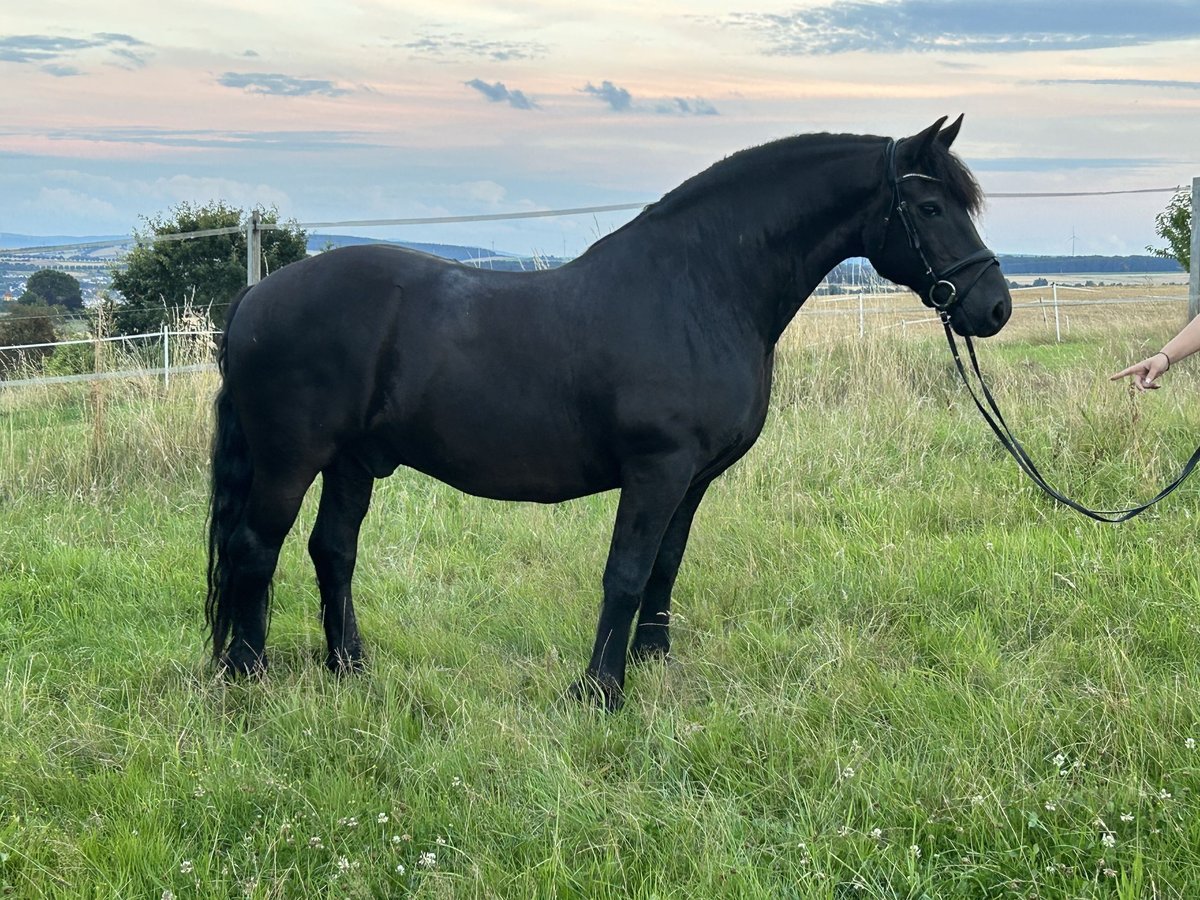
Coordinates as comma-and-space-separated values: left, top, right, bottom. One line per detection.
865, 116, 1012, 338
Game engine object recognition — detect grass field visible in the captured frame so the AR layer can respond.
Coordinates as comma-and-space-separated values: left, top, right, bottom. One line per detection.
2, 293, 1200, 898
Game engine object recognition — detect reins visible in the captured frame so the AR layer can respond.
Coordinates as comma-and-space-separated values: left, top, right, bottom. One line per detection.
941, 318, 1200, 523
884, 138, 1200, 523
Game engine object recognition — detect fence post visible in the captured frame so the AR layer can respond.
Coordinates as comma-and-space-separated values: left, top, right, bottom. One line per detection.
1052, 282, 1061, 343
162, 323, 170, 390
1190, 176, 1199, 321
246, 209, 262, 286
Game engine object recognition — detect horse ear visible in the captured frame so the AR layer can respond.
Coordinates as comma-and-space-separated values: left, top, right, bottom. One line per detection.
910, 116, 949, 159
937, 114, 964, 150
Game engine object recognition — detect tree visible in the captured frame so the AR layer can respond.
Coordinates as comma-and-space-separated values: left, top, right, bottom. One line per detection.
0, 303, 58, 377
19, 269, 84, 310
109, 201, 308, 335
1147, 189, 1191, 272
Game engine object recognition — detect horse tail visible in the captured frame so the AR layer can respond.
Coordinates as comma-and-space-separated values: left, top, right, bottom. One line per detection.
205, 286, 253, 659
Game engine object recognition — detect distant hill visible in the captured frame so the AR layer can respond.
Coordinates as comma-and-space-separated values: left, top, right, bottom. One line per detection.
2, 231, 1185, 278
996, 254, 1183, 275
0, 232, 127, 251
306, 234, 569, 271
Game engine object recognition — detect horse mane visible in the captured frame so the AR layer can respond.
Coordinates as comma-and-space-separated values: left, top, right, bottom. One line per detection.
587, 130, 984, 253
649, 132, 876, 219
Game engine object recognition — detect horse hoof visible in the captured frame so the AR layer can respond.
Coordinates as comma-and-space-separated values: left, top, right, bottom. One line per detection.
567, 673, 624, 712
629, 639, 671, 666
325, 649, 366, 675
220, 650, 268, 679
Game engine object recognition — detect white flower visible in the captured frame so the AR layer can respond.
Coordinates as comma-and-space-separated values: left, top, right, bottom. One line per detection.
970, 794, 984, 806
1159, 789, 1173, 801
392, 835, 403, 845
1101, 833, 1116, 848
1120, 813, 1134, 823
336, 856, 351, 873
435, 836, 447, 846
179, 860, 194, 875
1186, 737, 1196, 750
840, 766, 855, 780
377, 813, 389, 825
418, 851, 437, 869
162, 892, 175, 900
396, 863, 406, 875
909, 844, 921, 858
870, 828, 883, 841
1052, 753, 1066, 768
1044, 800, 1057, 811
308, 836, 323, 849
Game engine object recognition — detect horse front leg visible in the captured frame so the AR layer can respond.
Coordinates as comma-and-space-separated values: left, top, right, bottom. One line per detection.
571, 456, 694, 711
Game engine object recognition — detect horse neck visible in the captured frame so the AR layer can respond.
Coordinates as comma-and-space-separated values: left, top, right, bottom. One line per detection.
651, 138, 884, 346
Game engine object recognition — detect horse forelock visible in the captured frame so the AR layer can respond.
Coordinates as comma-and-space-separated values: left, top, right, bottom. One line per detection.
923, 142, 985, 217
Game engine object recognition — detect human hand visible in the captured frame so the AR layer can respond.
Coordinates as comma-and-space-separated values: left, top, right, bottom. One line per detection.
1110, 352, 1170, 391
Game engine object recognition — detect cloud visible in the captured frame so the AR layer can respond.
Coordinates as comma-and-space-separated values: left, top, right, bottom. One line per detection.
35, 126, 382, 152
109, 47, 149, 69
654, 97, 720, 116
581, 81, 718, 115
218, 72, 351, 97
41, 64, 82, 77
404, 31, 548, 62
1038, 78, 1200, 91
724, 1, 1200, 55
465, 79, 537, 110
968, 156, 1173, 173
581, 80, 633, 111
0, 32, 148, 69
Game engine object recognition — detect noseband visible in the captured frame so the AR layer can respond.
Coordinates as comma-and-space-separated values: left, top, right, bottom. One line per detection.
882, 138, 999, 313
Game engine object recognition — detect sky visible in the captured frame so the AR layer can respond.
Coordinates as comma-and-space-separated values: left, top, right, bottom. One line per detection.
2, 0, 1199, 259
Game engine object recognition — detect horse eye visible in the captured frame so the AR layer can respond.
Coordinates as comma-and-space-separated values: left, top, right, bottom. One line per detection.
919, 203, 942, 217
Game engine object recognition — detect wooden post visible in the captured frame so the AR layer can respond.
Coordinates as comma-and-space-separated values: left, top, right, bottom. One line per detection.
1052, 282, 1061, 343
1190, 177, 1200, 320
246, 209, 262, 286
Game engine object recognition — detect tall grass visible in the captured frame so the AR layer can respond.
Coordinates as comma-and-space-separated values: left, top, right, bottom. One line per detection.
2, 300, 1199, 898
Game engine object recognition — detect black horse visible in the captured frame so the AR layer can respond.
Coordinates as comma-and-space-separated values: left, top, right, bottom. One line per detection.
207, 116, 1011, 709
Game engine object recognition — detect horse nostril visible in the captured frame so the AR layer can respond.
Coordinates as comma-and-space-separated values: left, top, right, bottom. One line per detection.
991, 300, 1009, 327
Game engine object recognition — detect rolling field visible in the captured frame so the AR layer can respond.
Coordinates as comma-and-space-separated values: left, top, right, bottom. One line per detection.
2, 293, 1200, 898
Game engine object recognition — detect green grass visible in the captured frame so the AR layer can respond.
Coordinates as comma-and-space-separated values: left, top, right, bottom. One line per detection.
2, 324, 1199, 898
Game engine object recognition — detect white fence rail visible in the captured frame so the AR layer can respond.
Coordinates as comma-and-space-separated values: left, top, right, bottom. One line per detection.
0, 328, 219, 390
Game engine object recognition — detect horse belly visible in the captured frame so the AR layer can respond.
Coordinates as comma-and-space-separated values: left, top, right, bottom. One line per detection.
362, 411, 619, 503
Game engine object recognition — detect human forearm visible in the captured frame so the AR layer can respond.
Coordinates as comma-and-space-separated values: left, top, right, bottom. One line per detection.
1159, 314, 1200, 367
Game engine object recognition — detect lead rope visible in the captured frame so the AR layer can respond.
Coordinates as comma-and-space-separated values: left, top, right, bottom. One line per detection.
941, 316, 1200, 522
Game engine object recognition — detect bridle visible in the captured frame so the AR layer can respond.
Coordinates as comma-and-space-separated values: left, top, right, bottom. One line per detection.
882, 138, 999, 312
882, 137, 1200, 523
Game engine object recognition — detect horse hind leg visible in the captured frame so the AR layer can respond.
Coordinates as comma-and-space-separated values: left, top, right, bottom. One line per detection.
630, 477, 713, 664
218, 468, 315, 675
308, 455, 375, 673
